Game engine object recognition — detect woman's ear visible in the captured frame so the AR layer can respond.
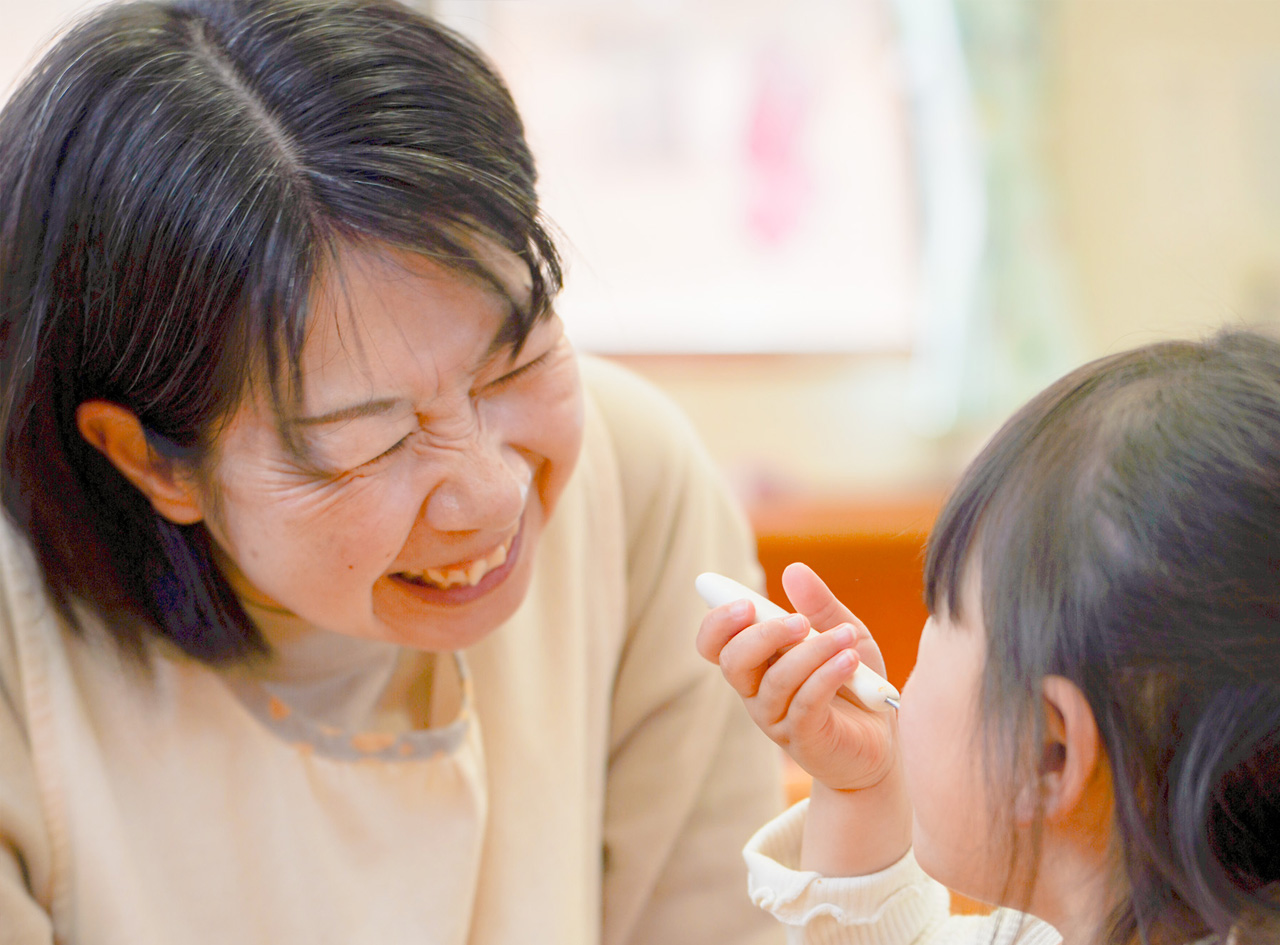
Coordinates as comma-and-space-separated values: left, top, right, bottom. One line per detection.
1014, 675, 1110, 827
76, 400, 205, 525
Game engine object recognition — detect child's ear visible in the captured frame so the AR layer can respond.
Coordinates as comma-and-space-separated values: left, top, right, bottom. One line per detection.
1014, 675, 1108, 826
76, 400, 206, 525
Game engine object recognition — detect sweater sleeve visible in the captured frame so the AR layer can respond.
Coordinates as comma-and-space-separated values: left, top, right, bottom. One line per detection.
745, 802, 1062, 945
580, 357, 786, 945
0, 526, 57, 944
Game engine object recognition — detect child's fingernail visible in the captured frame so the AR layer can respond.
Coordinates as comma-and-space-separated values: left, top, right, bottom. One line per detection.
834, 650, 856, 671
832, 623, 854, 645
783, 614, 808, 634
728, 600, 751, 618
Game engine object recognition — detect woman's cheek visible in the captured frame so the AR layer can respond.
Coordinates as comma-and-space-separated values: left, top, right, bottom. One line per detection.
323, 466, 429, 557
239, 467, 426, 585
482, 366, 584, 472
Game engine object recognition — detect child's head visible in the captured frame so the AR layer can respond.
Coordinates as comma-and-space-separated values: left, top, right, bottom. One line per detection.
921, 329, 1279, 943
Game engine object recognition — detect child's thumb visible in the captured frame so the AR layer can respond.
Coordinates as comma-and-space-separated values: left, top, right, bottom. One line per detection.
780, 562, 859, 631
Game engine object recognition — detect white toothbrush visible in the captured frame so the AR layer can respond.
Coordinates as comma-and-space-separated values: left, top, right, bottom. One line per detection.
695, 572, 900, 711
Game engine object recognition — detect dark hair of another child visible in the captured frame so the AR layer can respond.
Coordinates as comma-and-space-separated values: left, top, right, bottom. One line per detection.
0, 0, 561, 665
924, 329, 1280, 945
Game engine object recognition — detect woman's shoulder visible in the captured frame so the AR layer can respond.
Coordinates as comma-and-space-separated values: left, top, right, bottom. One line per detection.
572, 352, 755, 590
576, 353, 716, 492
577, 354, 702, 448
0, 512, 115, 714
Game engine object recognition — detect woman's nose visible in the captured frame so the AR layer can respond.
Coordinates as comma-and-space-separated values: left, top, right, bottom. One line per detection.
423, 440, 532, 534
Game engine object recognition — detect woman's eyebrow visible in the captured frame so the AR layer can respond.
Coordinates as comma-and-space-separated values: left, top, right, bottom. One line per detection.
479, 338, 520, 370
285, 398, 405, 428
481, 295, 537, 363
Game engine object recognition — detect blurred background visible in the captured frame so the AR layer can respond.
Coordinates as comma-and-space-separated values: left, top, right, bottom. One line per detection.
7, 0, 1278, 499
5, 0, 1280, 687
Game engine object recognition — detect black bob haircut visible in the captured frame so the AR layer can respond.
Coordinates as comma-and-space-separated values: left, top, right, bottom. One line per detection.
923, 329, 1279, 944
0, 0, 561, 664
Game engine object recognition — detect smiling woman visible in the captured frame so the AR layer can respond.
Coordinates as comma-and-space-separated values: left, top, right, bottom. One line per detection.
134, 244, 589, 655
0, 2, 782, 942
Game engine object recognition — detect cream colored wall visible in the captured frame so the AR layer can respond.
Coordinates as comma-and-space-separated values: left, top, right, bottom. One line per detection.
5, 1, 1276, 498
1052, 0, 1280, 354
609, 353, 973, 501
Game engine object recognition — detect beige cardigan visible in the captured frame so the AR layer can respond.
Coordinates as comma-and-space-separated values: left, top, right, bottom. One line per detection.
0, 356, 784, 945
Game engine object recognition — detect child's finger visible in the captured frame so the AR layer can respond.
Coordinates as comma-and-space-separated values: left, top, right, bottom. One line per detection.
787, 646, 861, 726
780, 562, 867, 634
694, 599, 758, 663
716, 613, 811, 698
753, 623, 857, 724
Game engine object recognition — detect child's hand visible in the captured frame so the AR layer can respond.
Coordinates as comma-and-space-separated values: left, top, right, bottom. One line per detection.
696, 563, 897, 793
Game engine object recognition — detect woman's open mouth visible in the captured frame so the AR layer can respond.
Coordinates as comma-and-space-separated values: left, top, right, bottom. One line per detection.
388, 529, 522, 603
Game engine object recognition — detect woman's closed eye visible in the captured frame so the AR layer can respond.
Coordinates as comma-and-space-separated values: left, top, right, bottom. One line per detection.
354, 353, 552, 469
481, 348, 552, 394
355, 431, 415, 470
293, 416, 413, 476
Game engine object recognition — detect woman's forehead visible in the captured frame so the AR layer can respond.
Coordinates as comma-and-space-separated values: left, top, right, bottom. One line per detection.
310, 242, 520, 345
252, 244, 513, 414
229, 238, 539, 437
321, 239, 532, 305
318, 239, 528, 308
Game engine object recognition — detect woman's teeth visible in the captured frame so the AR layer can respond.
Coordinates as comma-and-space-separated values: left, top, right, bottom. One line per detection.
409, 540, 510, 589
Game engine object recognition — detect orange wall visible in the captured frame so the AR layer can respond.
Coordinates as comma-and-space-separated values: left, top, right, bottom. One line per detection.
749, 492, 943, 690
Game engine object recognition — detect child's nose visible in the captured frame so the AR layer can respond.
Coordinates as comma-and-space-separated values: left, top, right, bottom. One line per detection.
423, 439, 532, 534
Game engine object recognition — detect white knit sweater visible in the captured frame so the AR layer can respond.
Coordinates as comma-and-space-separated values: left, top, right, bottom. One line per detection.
745, 801, 1064, 945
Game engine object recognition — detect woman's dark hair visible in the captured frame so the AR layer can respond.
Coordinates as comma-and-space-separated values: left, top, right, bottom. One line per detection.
924, 329, 1280, 944
0, 0, 561, 663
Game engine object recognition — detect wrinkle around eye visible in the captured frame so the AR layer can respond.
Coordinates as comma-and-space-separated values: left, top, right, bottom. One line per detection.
350, 431, 415, 471
304, 418, 420, 476
219, 450, 399, 523
346, 420, 475, 480
474, 320, 570, 395
479, 348, 552, 394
